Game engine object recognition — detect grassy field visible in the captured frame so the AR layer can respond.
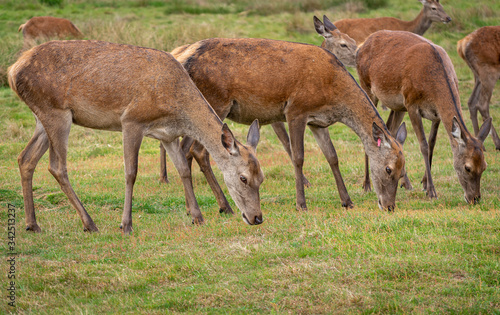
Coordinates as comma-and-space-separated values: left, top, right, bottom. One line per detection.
1, 0, 499, 313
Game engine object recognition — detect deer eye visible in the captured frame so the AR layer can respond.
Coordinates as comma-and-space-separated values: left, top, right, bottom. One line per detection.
341, 44, 347, 48
240, 175, 248, 184
465, 166, 471, 173
386, 167, 392, 175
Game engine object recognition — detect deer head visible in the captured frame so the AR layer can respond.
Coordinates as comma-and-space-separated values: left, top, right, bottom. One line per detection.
451, 117, 491, 204
314, 15, 357, 67
420, 0, 452, 24
220, 120, 264, 225
370, 123, 407, 211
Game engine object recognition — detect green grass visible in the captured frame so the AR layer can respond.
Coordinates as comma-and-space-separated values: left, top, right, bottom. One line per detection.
1, 0, 500, 313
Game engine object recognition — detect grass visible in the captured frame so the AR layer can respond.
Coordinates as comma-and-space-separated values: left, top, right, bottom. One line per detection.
1, 0, 500, 313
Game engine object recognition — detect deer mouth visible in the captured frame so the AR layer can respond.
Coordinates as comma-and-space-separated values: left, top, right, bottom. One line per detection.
242, 213, 264, 225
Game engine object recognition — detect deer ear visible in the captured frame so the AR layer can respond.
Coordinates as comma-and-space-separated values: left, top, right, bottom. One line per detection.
395, 122, 407, 146
323, 15, 337, 32
451, 117, 467, 146
221, 123, 239, 155
477, 117, 492, 144
246, 119, 260, 151
314, 16, 330, 38
372, 122, 390, 148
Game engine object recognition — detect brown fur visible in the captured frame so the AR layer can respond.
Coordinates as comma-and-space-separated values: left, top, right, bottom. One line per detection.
357, 30, 491, 204
334, 0, 451, 45
457, 26, 500, 150
171, 37, 407, 212
18, 16, 83, 49
8, 40, 264, 234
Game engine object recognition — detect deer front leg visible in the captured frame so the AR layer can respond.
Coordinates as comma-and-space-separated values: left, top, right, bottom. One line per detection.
287, 117, 308, 211
421, 120, 440, 191
188, 140, 233, 215
121, 124, 144, 234
467, 76, 482, 136
162, 139, 204, 224
18, 120, 49, 232
309, 125, 354, 208
363, 154, 371, 192
407, 109, 437, 199
387, 111, 412, 190
271, 122, 311, 187
159, 144, 169, 183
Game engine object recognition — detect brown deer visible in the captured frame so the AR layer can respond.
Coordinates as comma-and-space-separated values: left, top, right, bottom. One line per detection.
357, 30, 491, 204
158, 16, 358, 188
334, 0, 451, 45
18, 16, 83, 49
8, 40, 264, 234
457, 26, 500, 151
164, 37, 407, 213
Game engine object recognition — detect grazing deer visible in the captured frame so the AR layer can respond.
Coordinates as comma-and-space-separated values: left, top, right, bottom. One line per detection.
158, 16, 358, 189
357, 30, 491, 204
18, 16, 83, 49
165, 37, 407, 213
334, 0, 451, 45
8, 40, 264, 234
457, 26, 500, 151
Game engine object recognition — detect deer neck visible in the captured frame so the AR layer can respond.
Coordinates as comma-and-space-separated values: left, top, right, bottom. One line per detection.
404, 9, 432, 35
186, 111, 231, 169
340, 98, 392, 157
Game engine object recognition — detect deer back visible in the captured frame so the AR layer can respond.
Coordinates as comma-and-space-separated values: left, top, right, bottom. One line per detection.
457, 26, 500, 77
334, 0, 450, 45
19, 16, 83, 41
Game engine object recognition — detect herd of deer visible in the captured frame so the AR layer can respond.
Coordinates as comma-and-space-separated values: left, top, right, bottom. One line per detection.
8, 0, 499, 234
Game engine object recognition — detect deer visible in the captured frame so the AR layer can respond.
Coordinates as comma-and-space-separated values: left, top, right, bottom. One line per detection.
8, 40, 264, 235
18, 16, 83, 50
457, 26, 500, 151
333, 0, 451, 46
158, 15, 358, 191
356, 30, 491, 204
160, 37, 407, 214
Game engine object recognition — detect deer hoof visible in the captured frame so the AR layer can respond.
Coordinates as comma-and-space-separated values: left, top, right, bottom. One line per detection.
26, 224, 41, 233
219, 207, 234, 215
342, 201, 354, 209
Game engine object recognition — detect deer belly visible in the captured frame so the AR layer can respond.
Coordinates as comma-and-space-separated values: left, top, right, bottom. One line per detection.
377, 93, 406, 111
70, 105, 123, 131
226, 99, 286, 125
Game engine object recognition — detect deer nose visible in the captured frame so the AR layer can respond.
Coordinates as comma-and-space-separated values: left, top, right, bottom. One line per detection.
254, 215, 264, 225
387, 205, 395, 212
444, 16, 452, 23
473, 195, 481, 205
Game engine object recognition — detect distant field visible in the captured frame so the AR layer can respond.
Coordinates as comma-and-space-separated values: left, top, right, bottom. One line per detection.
0, 0, 499, 313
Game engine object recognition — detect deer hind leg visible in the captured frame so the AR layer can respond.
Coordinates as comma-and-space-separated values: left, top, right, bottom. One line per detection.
120, 123, 144, 234
188, 140, 233, 215
477, 75, 500, 150
407, 109, 437, 199
18, 119, 49, 232
309, 125, 354, 208
271, 122, 311, 187
162, 139, 204, 224
44, 111, 98, 232
421, 120, 440, 191
387, 111, 412, 190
